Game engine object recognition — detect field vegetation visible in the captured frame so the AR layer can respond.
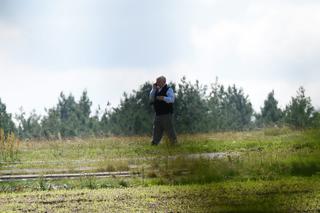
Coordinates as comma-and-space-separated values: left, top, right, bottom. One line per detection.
0, 128, 319, 212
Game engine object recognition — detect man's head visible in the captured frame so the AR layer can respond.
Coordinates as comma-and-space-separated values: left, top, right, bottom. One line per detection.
156, 76, 166, 88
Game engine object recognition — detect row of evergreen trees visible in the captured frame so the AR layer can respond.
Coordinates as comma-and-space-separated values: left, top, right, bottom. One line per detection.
0, 77, 319, 139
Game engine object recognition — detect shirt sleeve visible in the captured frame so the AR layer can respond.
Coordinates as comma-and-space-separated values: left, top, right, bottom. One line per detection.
163, 88, 175, 103
149, 88, 156, 103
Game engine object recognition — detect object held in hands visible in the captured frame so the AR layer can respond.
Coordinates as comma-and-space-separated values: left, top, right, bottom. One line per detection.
156, 96, 165, 101
153, 83, 157, 90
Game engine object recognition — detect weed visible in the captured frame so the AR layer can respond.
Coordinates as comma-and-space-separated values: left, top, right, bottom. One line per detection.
0, 129, 20, 162
118, 179, 128, 187
38, 177, 48, 191
80, 176, 97, 189
49, 142, 64, 159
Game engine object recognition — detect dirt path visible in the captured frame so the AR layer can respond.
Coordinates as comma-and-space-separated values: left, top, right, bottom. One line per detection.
0, 152, 236, 181
0, 171, 136, 182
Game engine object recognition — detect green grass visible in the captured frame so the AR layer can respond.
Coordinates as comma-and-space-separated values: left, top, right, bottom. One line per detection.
1, 128, 320, 212
2, 128, 320, 179
1, 129, 304, 169
0, 177, 319, 212
2, 129, 320, 179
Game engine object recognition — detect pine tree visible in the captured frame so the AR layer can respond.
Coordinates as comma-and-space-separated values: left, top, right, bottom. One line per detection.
260, 90, 283, 126
0, 98, 16, 135
174, 77, 208, 133
285, 87, 314, 128
15, 109, 42, 139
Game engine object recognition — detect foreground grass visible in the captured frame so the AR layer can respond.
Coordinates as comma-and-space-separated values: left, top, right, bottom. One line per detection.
0, 177, 319, 212
1, 128, 320, 212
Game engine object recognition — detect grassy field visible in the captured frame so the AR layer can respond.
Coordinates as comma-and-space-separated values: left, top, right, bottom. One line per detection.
0, 128, 320, 212
0, 178, 320, 212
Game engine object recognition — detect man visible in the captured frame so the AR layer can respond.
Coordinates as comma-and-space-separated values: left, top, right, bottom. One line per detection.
149, 76, 177, 145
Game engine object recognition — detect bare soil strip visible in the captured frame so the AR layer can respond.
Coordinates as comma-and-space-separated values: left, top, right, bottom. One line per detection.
0, 152, 233, 181
0, 171, 137, 182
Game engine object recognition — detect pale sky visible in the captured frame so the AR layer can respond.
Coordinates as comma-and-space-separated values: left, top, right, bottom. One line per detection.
0, 0, 319, 116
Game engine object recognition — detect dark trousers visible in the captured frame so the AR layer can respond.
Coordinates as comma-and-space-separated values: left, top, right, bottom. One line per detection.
152, 113, 177, 145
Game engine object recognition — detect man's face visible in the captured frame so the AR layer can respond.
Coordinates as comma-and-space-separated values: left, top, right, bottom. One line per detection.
156, 79, 165, 88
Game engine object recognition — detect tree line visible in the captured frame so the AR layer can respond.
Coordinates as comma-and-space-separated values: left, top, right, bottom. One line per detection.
0, 77, 319, 140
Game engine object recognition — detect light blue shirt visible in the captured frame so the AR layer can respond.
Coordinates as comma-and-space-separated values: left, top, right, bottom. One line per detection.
149, 86, 175, 103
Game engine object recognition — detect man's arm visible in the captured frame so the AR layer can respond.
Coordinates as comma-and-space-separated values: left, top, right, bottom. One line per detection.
163, 88, 175, 103
149, 87, 157, 103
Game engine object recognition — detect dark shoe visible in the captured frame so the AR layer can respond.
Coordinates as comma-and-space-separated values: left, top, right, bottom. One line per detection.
151, 141, 158, 146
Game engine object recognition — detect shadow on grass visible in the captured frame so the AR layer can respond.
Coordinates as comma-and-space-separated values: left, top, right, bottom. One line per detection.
290, 157, 320, 176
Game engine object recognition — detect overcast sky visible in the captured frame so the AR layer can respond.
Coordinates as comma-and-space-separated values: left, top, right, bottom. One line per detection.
0, 0, 319, 116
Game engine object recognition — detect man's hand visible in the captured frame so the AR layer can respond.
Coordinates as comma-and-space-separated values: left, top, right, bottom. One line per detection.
156, 96, 165, 101
153, 83, 157, 90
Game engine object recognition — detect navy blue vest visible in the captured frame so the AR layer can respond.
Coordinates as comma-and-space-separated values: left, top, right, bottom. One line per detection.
154, 85, 173, 116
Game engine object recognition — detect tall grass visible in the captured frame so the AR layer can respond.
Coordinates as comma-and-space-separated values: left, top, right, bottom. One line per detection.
0, 129, 20, 162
